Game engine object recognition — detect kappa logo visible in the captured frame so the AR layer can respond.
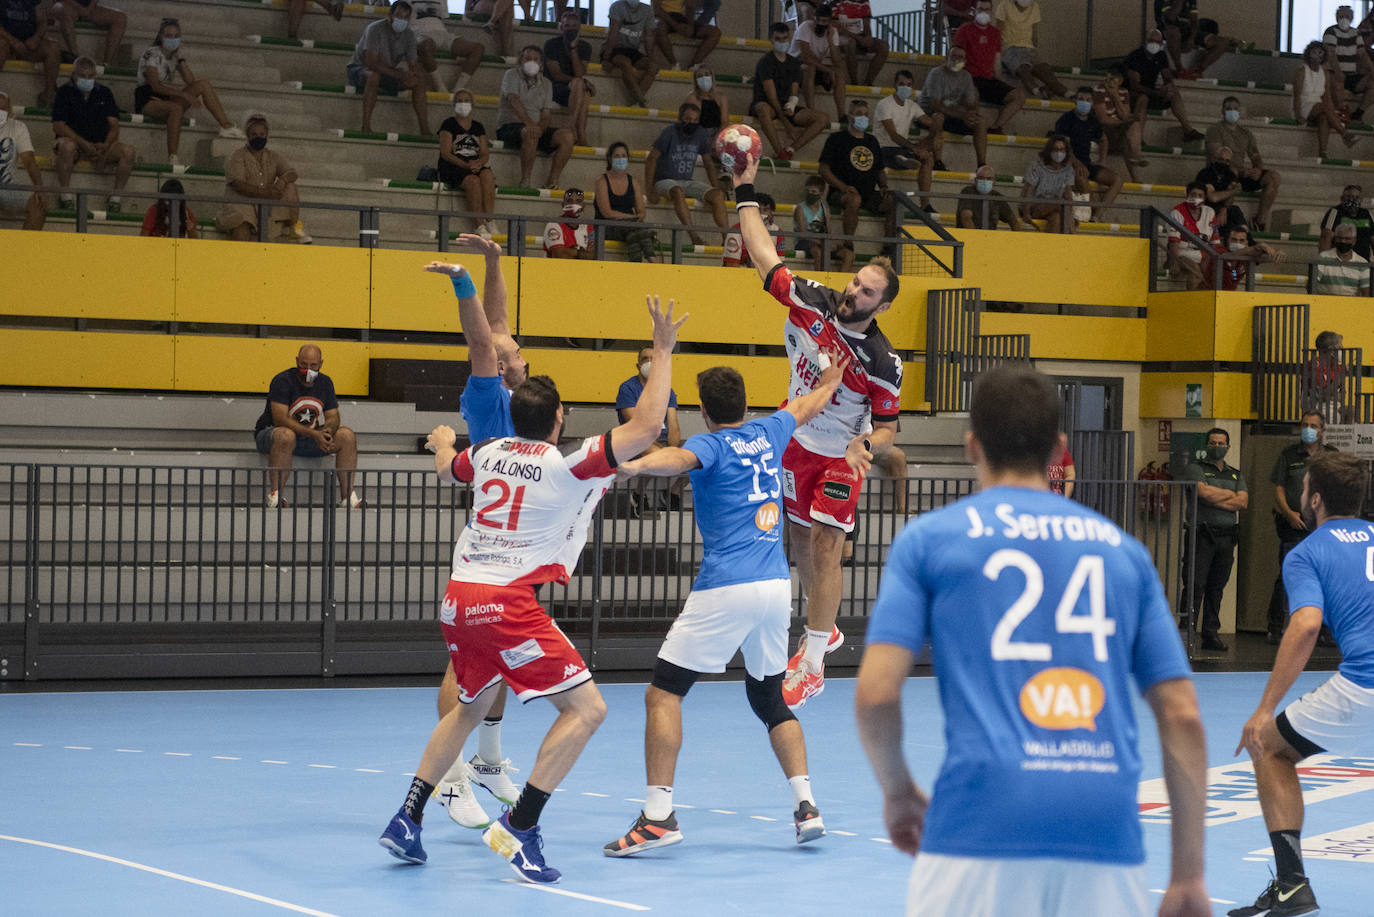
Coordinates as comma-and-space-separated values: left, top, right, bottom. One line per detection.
562, 663, 582, 678
439, 596, 458, 625
822, 481, 852, 501
809, 319, 825, 337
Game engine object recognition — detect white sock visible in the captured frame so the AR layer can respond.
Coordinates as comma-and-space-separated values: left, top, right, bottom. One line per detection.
441, 755, 468, 783
644, 784, 673, 820
802, 628, 829, 669
476, 717, 502, 763
788, 775, 814, 807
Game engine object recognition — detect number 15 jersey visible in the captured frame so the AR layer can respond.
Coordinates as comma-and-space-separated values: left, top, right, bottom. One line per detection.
449, 433, 619, 586
867, 486, 1192, 864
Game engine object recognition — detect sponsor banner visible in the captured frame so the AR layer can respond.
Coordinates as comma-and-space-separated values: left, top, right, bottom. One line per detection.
1138, 756, 1374, 827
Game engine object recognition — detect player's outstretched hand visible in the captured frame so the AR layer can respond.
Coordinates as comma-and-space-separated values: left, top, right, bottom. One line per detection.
452, 233, 502, 257
426, 424, 458, 453
845, 433, 874, 475
817, 346, 850, 389
883, 785, 928, 856
732, 152, 760, 187
646, 294, 689, 353
1156, 878, 1211, 917
422, 261, 467, 277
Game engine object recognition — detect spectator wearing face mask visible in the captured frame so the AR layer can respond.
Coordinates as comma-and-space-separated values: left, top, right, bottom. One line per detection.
1203, 223, 1282, 292
790, 2, 848, 122
958, 164, 1019, 230
544, 187, 595, 259
0, 90, 46, 230
1167, 181, 1217, 289
220, 115, 309, 244
1193, 144, 1246, 230
1021, 133, 1076, 234
645, 101, 727, 246
1314, 223, 1370, 297
596, 141, 658, 263
752, 21, 828, 162
498, 45, 575, 190
874, 69, 935, 211
1295, 41, 1355, 159
820, 98, 896, 253
615, 345, 683, 514
348, 2, 431, 137
544, 9, 594, 147
140, 178, 197, 238
1054, 85, 1122, 216
1179, 426, 1247, 652
723, 192, 784, 267
793, 174, 852, 271
993, 0, 1067, 100
953, 0, 1025, 135
603, 0, 659, 107
51, 56, 134, 214
685, 64, 729, 138
1204, 96, 1281, 230
1319, 183, 1372, 259
438, 88, 496, 239
919, 45, 989, 169
137, 18, 245, 164
1324, 5, 1374, 119
1123, 28, 1203, 142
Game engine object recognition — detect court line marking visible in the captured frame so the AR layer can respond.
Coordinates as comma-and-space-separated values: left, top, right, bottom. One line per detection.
749, 816, 776, 822
14, 743, 42, 747
115, 749, 142, 753
0, 834, 342, 917
212, 756, 241, 761
164, 752, 191, 757
499, 878, 649, 911
709, 809, 736, 815
1149, 890, 1237, 905
64, 746, 92, 750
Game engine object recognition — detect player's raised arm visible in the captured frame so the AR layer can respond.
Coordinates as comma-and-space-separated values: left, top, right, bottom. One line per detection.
424, 260, 496, 378
620, 446, 702, 478
784, 347, 849, 427
731, 154, 784, 283
609, 296, 689, 464
453, 233, 511, 337
1145, 677, 1211, 917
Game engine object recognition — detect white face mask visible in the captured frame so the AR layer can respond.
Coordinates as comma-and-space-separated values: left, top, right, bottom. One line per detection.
1050, 150, 1067, 163
1186, 196, 1204, 207
1145, 41, 1162, 55
522, 59, 540, 76
638, 361, 651, 379
390, 17, 408, 32
162, 36, 181, 51
1227, 241, 1246, 251
300, 368, 319, 384
1340, 16, 1354, 27
975, 11, 991, 24
950, 58, 965, 71
696, 75, 712, 90
454, 102, 472, 116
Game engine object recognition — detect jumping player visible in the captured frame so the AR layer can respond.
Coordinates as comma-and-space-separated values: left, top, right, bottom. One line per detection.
731, 152, 903, 709
377, 286, 687, 885
855, 367, 1210, 917
1231, 451, 1373, 917
603, 351, 848, 857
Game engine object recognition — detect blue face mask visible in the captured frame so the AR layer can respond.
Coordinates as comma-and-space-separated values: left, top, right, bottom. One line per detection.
1300, 427, 1319, 444
975, 178, 994, 193
895, 85, 912, 101
611, 156, 628, 171
1075, 99, 1092, 115
852, 115, 870, 131
1224, 109, 1240, 123
162, 36, 180, 51
75, 77, 95, 93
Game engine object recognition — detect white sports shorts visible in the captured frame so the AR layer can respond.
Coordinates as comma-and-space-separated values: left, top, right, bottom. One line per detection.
1283, 671, 1374, 754
657, 578, 791, 679
412, 15, 452, 47
906, 852, 1148, 917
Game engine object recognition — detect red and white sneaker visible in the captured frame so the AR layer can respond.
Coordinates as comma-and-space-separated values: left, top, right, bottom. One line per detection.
785, 626, 844, 673
782, 658, 825, 710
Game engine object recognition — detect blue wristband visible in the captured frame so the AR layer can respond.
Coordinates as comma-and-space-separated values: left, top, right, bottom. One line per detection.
451, 272, 477, 299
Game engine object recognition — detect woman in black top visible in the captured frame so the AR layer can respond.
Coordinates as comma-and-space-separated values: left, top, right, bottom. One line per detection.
595, 141, 657, 262
686, 64, 729, 133
438, 88, 496, 239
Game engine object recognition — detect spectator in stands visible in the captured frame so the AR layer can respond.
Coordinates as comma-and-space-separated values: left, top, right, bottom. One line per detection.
1319, 183, 1372, 259
137, 19, 246, 164
1324, 5, 1374, 120
1194, 144, 1246, 230
1048, 440, 1075, 497
1167, 181, 1218, 289
645, 102, 726, 245
1124, 28, 1204, 142
603, 0, 658, 107
1021, 134, 1076, 234
820, 98, 897, 255
286, 0, 343, 41
1205, 96, 1281, 230
254, 344, 362, 510
1056, 85, 1122, 215
790, 2, 847, 122
794, 173, 852, 271
724, 192, 783, 267
1156, 0, 1236, 79
615, 345, 684, 515
348, 3, 431, 137
1314, 223, 1370, 297
220, 114, 310, 244
833, 0, 888, 87
942, 0, 975, 34
953, 0, 1025, 134
0, 0, 59, 105
958, 164, 1021, 230
1203, 223, 1282, 291
498, 45, 574, 190
1303, 330, 1348, 420
438, 88, 495, 239
52, 0, 126, 66
1295, 41, 1356, 159
596, 140, 658, 262
0, 90, 45, 230
544, 9, 593, 146
1094, 66, 1147, 182
651, 0, 720, 72
467, 0, 513, 58
751, 21, 827, 161
140, 177, 197, 238
919, 44, 989, 169
993, 0, 1067, 100
412, 1, 483, 96
52, 57, 134, 214
874, 69, 935, 212
685, 63, 728, 138
544, 187, 595, 259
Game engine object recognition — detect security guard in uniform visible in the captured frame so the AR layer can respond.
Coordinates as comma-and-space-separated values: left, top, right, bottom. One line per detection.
1266, 410, 1337, 643
1180, 427, 1248, 651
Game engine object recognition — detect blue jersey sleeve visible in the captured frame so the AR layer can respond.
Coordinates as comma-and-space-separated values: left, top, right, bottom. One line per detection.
668, 388, 678, 409
866, 523, 930, 653
762, 409, 797, 447
682, 431, 721, 473
1282, 543, 1325, 615
459, 375, 511, 442
1130, 542, 1192, 691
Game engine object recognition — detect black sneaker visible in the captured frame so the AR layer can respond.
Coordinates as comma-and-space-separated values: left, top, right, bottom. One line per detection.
1227, 876, 1318, 916
603, 811, 683, 857
794, 800, 826, 844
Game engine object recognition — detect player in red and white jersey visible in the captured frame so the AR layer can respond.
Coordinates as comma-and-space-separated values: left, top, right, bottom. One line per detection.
377, 289, 688, 886
731, 152, 903, 710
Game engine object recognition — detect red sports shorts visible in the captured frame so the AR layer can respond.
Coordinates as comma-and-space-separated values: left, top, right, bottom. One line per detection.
781, 439, 865, 532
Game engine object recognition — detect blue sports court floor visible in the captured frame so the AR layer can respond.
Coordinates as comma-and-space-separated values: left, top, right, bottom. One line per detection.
2, 672, 1372, 915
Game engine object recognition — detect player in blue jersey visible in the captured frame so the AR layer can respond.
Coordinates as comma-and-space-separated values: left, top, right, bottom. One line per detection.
1231, 450, 1374, 917
602, 351, 849, 856
855, 366, 1210, 917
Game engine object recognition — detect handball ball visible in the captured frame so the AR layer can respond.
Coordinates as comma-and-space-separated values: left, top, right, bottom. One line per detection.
715, 125, 763, 174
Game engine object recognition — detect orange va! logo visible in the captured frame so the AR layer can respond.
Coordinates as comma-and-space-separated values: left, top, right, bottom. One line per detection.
1019, 667, 1106, 731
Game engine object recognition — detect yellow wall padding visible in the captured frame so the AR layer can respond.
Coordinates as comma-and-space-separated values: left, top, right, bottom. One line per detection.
952, 228, 1148, 308
983, 312, 1146, 362
5, 231, 176, 321
1139, 372, 1254, 420
0, 329, 176, 389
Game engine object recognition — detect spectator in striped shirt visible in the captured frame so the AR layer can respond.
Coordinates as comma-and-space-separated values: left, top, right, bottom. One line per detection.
1314, 223, 1370, 297
1324, 5, 1374, 119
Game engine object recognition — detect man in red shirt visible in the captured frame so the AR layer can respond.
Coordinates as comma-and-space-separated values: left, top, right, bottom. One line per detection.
953, 0, 1024, 133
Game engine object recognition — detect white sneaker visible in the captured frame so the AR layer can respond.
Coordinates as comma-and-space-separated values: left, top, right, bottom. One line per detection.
476, 221, 493, 240
433, 763, 491, 828
167, 154, 181, 167
219, 125, 247, 139
469, 755, 521, 806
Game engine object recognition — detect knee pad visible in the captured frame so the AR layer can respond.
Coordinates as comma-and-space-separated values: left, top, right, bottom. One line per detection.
650, 658, 700, 698
746, 673, 796, 731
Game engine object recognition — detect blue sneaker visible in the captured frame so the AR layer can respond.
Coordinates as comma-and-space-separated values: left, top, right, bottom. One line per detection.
378, 809, 427, 864
482, 811, 561, 884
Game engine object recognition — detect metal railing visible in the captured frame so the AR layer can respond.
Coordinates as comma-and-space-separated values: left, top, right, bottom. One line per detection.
1251, 302, 1310, 423
872, 5, 941, 56
0, 461, 1207, 680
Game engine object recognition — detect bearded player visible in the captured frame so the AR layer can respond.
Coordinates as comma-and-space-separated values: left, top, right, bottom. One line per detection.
730, 151, 903, 708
